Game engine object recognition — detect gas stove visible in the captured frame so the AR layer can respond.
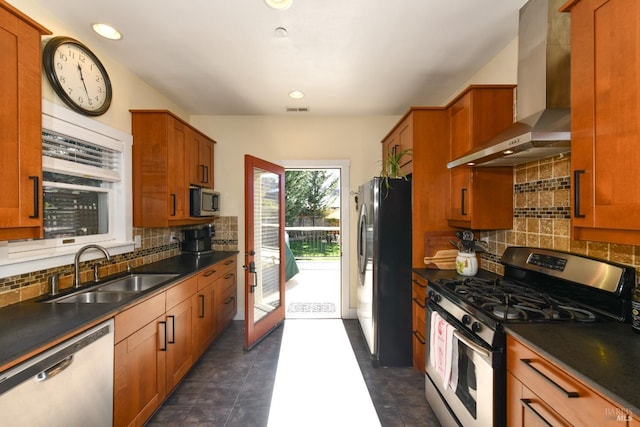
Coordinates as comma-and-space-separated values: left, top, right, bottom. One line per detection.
424, 246, 636, 427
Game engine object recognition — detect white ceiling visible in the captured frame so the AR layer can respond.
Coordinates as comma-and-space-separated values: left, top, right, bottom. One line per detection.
24, 0, 528, 116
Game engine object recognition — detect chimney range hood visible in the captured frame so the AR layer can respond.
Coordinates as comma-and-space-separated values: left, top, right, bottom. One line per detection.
448, 0, 571, 168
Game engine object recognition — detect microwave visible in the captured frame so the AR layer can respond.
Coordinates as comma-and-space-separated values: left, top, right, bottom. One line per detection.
190, 187, 220, 217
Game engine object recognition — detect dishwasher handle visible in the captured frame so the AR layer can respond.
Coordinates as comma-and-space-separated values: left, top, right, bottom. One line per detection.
36, 355, 74, 382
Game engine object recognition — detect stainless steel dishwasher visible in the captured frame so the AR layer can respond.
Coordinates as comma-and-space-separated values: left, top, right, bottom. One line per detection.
0, 319, 114, 427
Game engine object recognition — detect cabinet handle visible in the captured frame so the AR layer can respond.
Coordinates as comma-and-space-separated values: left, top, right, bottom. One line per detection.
168, 315, 176, 344
461, 188, 468, 216
224, 296, 234, 305
412, 330, 425, 345
412, 278, 427, 289
224, 260, 234, 266
170, 194, 176, 216
199, 294, 205, 318
573, 170, 586, 218
224, 273, 234, 279
203, 269, 217, 277
520, 359, 580, 398
204, 166, 209, 183
200, 165, 207, 183
520, 399, 553, 427
159, 321, 167, 351
412, 297, 426, 309
29, 176, 40, 219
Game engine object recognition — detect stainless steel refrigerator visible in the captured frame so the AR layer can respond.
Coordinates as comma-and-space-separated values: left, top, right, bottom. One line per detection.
356, 177, 412, 367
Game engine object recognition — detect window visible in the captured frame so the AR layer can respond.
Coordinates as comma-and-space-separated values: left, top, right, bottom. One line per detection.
0, 100, 133, 278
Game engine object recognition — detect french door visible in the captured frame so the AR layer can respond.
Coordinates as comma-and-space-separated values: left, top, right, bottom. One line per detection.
244, 155, 286, 350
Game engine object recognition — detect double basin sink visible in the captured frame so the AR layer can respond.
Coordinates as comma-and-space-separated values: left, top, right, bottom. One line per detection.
45, 273, 179, 304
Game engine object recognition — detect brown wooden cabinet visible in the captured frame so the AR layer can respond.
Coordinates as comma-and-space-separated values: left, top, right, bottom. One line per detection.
0, 3, 50, 241
411, 273, 427, 372
131, 110, 217, 227
447, 86, 515, 230
561, 0, 640, 245
382, 114, 413, 176
186, 128, 215, 189
507, 335, 629, 427
114, 255, 236, 426
215, 266, 237, 334
382, 108, 452, 268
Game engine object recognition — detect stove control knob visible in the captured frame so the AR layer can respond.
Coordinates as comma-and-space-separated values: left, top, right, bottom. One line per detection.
462, 315, 471, 325
471, 322, 482, 333
428, 291, 440, 303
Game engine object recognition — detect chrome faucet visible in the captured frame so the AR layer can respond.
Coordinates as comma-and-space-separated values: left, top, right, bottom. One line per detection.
74, 244, 111, 288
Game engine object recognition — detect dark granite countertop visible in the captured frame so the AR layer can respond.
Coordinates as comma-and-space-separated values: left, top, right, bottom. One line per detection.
413, 267, 640, 416
0, 251, 238, 371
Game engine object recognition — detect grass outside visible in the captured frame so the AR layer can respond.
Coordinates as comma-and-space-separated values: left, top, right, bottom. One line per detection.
289, 240, 340, 258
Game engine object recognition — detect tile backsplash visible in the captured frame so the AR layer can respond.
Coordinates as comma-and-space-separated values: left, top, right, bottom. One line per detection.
480, 154, 639, 284
0, 216, 238, 308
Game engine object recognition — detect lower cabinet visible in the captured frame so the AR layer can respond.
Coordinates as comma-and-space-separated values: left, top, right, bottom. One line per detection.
507, 335, 631, 427
114, 255, 237, 427
412, 273, 427, 372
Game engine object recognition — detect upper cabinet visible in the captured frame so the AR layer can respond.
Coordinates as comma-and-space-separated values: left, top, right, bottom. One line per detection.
562, 0, 640, 245
447, 86, 515, 230
382, 115, 413, 176
131, 110, 216, 227
186, 127, 215, 189
0, 4, 50, 241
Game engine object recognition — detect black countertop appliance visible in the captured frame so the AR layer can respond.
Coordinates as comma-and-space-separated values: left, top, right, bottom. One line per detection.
182, 224, 214, 255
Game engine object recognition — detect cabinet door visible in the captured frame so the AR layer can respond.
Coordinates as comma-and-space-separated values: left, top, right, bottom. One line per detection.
570, 0, 640, 244
192, 282, 215, 358
165, 296, 194, 391
199, 136, 214, 189
167, 118, 188, 220
381, 116, 413, 176
186, 129, 214, 189
114, 316, 166, 427
0, 6, 44, 240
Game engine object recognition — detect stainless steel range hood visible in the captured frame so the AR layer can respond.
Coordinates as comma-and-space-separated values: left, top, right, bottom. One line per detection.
448, 0, 571, 168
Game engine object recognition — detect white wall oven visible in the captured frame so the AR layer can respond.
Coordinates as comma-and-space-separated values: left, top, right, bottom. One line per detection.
425, 247, 634, 427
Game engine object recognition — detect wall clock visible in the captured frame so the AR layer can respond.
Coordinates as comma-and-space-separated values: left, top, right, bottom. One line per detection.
43, 36, 112, 116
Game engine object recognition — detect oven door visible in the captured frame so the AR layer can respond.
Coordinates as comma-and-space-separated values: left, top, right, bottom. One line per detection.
425, 301, 503, 427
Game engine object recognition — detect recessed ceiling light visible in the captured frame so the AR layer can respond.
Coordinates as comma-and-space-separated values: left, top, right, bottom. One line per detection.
289, 90, 304, 99
92, 23, 122, 40
265, 0, 292, 10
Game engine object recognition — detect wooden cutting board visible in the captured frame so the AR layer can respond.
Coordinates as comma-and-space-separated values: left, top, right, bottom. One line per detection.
423, 249, 458, 270
423, 230, 458, 257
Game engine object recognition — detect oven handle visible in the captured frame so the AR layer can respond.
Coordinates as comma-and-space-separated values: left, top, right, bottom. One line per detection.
452, 330, 490, 359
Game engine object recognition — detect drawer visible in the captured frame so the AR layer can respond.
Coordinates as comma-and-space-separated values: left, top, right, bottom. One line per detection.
166, 276, 198, 309
196, 256, 237, 290
220, 271, 236, 293
114, 292, 166, 343
218, 282, 237, 327
507, 335, 626, 427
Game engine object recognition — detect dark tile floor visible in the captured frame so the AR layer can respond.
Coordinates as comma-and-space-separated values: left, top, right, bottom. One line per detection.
146, 319, 440, 426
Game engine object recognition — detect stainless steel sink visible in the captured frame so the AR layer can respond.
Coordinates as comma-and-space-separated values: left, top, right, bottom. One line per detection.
44, 273, 179, 303
52, 291, 130, 304
97, 273, 178, 292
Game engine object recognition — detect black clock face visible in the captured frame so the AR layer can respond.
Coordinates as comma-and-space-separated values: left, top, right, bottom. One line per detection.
43, 36, 112, 116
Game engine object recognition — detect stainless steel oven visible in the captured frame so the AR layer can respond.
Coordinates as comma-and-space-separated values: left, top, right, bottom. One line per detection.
424, 246, 635, 427
426, 287, 504, 427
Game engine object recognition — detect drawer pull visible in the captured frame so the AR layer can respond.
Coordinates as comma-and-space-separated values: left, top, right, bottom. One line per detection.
224, 273, 234, 279
412, 330, 425, 345
521, 399, 553, 427
412, 297, 426, 309
224, 297, 235, 305
203, 269, 217, 277
159, 321, 167, 351
224, 260, 234, 265
520, 359, 580, 398
412, 278, 427, 289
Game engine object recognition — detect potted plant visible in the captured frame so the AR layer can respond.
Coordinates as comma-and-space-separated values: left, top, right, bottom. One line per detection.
379, 147, 412, 193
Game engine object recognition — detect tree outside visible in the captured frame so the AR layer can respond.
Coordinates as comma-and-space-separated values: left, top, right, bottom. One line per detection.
285, 169, 340, 258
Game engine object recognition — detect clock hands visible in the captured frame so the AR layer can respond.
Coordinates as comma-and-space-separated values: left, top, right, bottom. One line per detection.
77, 63, 90, 100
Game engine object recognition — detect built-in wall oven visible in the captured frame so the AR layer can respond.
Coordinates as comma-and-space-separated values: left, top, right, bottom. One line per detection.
424, 246, 635, 427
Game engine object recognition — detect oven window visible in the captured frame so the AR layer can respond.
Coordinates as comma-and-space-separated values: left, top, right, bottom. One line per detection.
452, 339, 478, 419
